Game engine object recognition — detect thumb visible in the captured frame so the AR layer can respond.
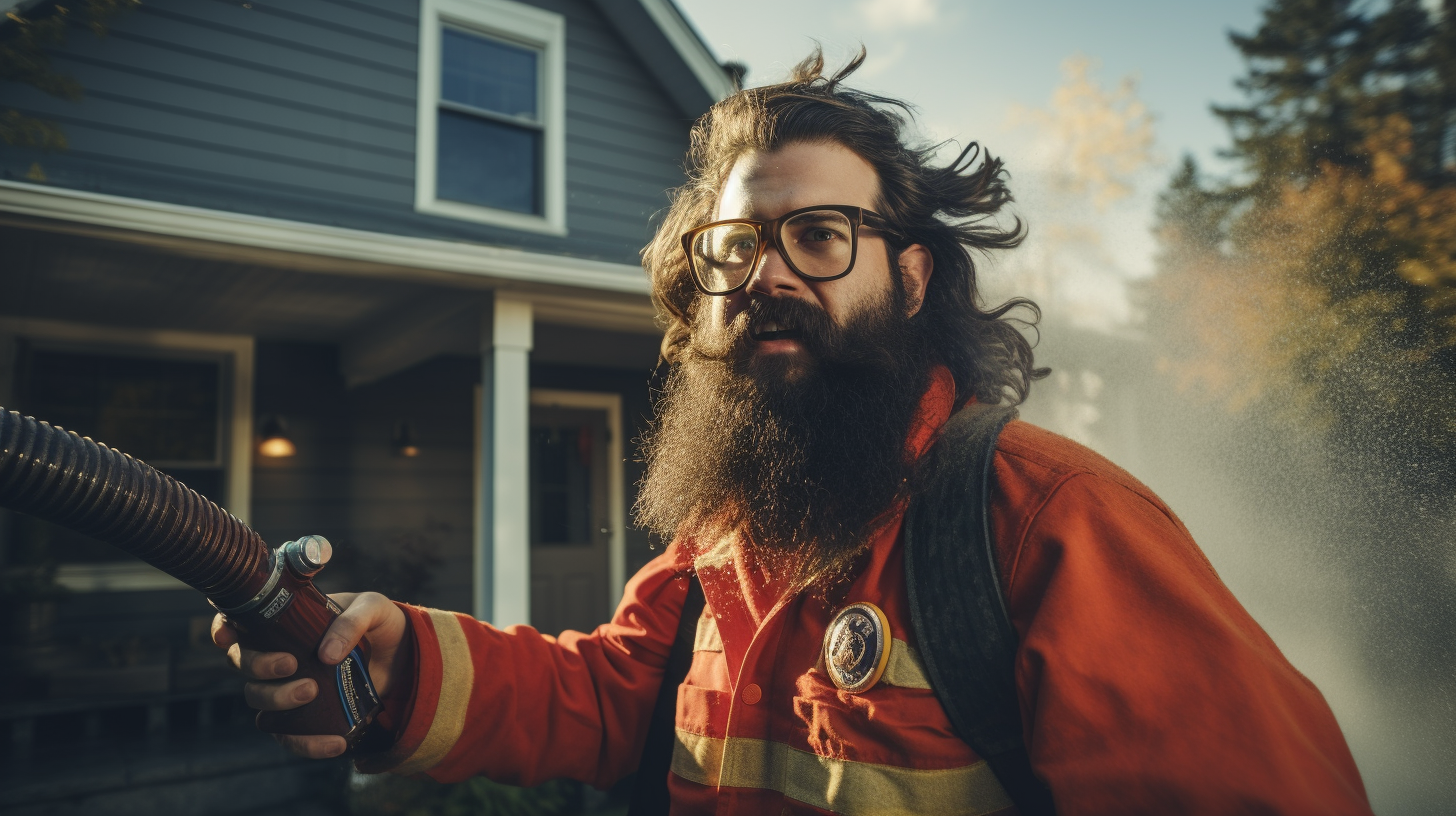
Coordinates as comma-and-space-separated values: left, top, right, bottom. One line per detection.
318, 592, 387, 664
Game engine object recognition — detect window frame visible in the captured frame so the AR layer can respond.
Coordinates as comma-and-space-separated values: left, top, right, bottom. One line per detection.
0, 317, 254, 592
416, 0, 567, 235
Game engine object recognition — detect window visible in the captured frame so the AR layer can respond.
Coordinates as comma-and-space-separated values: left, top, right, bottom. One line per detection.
26, 350, 227, 507
417, 0, 566, 234
0, 318, 253, 591
530, 422, 595, 547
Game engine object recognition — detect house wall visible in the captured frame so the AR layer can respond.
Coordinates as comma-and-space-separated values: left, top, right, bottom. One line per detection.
0, 0, 693, 266
251, 342, 477, 613
251, 337, 663, 618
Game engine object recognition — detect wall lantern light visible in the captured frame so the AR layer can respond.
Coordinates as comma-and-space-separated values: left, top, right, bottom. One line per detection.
257, 414, 296, 458
393, 421, 419, 458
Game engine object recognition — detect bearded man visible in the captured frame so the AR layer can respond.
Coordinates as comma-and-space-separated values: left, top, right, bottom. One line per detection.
215, 53, 1373, 816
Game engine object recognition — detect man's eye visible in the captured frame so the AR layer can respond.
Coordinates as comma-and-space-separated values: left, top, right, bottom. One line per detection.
710, 236, 755, 264
723, 238, 756, 258
797, 225, 849, 245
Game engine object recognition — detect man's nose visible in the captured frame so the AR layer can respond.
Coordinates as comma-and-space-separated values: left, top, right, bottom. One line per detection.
745, 244, 803, 296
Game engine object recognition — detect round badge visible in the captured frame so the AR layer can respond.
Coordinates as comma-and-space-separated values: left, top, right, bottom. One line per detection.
822, 602, 891, 693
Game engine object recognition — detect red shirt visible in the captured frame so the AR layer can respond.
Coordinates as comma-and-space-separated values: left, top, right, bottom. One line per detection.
360, 369, 1371, 815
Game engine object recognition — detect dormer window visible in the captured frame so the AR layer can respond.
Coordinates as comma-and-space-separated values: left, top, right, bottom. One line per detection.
416, 0, 566, 234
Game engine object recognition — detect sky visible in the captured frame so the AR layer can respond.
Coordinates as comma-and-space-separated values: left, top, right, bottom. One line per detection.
674, 0, 1269, 329
678, 0, 1265, 170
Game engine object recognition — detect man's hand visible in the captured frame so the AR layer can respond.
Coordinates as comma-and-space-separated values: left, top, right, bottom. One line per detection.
211, 591, 410, 759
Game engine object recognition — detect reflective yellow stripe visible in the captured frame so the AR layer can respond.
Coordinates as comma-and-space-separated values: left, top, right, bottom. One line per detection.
671, 729, 1013, 816
694, 614, 723, 652
881, 639, 930, 689
394, 609, 475, 775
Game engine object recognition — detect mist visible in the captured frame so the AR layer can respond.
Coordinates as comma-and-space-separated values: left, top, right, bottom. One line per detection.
986, 58, 1456, 816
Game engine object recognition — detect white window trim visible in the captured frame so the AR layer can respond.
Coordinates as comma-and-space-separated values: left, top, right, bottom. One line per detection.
416, 0, 567, 236
0, 317, 254, 592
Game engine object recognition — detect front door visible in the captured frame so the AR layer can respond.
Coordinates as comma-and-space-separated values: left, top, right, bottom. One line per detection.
528, 403, 611, 635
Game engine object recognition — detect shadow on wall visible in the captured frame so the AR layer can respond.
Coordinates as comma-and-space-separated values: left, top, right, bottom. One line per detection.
1018, 323, 1456, 816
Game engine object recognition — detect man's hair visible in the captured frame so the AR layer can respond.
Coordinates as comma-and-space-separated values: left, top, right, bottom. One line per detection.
643, 48, 1047, 405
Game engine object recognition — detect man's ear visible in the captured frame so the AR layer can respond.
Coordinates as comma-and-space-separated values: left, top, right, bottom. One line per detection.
898, 244, 934, 317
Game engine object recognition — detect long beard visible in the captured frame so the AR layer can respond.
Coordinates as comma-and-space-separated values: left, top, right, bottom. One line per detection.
635, 288, 936, 588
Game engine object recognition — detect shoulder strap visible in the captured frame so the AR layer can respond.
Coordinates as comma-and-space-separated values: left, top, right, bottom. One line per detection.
903, 405, 1057, 816
627, 573, 705, 816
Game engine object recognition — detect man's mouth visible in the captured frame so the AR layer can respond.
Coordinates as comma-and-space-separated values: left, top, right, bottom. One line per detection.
750, 319, 802, 342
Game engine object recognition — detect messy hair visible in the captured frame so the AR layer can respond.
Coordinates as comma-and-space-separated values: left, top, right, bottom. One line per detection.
642, 48, 1047, 405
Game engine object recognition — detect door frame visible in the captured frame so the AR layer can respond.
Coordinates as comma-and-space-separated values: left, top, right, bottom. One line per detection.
528, 389, 627, 610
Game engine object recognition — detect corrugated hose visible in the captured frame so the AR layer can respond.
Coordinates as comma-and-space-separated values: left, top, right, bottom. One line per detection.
0, 408, 269, 609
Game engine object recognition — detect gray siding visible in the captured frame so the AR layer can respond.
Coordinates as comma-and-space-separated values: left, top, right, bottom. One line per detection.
251, 342, 479, 613
0, 0, 695, 267
250, 339, 663, 616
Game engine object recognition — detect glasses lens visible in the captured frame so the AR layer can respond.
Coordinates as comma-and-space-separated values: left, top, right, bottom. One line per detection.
691, 223, 759, 293
781, 210, 855, 279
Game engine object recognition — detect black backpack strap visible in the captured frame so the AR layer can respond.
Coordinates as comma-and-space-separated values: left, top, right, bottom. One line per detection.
627, 573, 705, 816
903, 405, 1057, 816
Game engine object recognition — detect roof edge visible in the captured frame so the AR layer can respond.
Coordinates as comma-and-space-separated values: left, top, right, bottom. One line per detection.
0, 180, 652, 296
590, 0, 735, 119
636, 0, 735, 101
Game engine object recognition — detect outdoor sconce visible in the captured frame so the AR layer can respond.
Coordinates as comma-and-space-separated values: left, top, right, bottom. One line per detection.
257, 414, 297, 458
393, 421, 419, 458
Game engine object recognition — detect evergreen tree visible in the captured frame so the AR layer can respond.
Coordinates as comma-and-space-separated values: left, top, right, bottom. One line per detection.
1149, 0, 1456, 485
1214, 0, 1447, 183
1145, 0, 1456, 683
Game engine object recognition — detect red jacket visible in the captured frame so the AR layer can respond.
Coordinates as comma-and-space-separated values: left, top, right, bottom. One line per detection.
361, 370, 1371, 815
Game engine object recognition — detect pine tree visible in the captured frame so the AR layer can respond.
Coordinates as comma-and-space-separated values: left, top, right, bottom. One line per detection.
1144, 0, 1456, 687
1149, 0, 1456, 485
1214, 0, 1446, 183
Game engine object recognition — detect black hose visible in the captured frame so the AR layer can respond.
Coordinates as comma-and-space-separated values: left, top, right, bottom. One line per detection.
0, 409, 270, 609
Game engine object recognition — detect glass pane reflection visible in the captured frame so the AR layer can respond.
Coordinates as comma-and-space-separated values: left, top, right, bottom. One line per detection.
442, 27, 538, 120
436, 109, 539, 214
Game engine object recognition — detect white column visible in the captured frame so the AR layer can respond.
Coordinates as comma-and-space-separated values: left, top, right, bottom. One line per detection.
475, 295, 533, 626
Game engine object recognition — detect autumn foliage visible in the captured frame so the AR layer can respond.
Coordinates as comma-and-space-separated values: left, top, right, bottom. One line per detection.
1148, 0, 1456, 481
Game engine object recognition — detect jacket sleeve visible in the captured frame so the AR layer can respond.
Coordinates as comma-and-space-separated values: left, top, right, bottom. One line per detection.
998, 471, 1372, 815
355, 545, 692, 788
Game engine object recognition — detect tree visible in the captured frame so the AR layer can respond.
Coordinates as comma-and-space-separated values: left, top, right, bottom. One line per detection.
1149, 0, 1456, 486
1145, 0, 1456, 685
1214, 0, 1448, 182
999, 55, 1160, 331
0, 0, 139, 150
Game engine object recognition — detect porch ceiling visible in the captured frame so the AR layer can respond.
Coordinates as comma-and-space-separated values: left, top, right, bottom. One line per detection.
1, 219, 665, 383
0, 218, 660, 337
2, 222, 484, 343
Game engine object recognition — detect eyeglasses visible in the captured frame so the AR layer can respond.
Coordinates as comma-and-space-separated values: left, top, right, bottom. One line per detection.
680, 205, 899, 296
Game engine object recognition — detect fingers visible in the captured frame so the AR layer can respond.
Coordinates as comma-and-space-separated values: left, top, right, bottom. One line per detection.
319, 591, 391, 664
210, 614, 237, 649
224, 642, 298, 680
212, 612, 299, 680
243, 676, 317, 712
274, 733, 348, 759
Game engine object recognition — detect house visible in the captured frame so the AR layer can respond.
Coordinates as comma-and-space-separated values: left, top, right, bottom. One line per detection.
0, 0, 732, 810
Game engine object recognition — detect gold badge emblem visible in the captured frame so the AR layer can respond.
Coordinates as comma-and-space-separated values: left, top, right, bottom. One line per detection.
823, 602, 891, 693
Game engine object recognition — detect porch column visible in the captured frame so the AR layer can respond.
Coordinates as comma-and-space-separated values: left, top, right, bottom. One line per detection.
475, 295, 533, 626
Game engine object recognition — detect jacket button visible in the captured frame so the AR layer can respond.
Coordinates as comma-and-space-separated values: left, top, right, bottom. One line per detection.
742, 683, 762, 705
